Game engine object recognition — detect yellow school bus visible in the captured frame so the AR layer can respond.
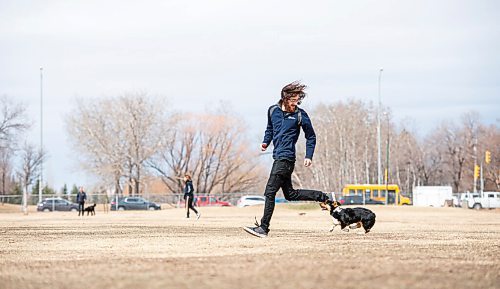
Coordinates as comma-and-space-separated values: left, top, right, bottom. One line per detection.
342, 184, 411, 205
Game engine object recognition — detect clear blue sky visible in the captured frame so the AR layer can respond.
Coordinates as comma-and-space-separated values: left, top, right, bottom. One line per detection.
1, 0, 499, 191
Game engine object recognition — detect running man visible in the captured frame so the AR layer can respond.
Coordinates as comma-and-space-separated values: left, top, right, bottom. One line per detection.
243, 81, 330, 238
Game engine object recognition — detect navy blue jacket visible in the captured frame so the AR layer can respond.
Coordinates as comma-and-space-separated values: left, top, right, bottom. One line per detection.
76, 191, 87, 203
262, 104, 316, 161
184, 180, 194, 196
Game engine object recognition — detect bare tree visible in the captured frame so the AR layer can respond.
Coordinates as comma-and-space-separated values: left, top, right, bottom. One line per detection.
0, 95, 30, 201
66, 92, 169, 196
294, 100, 380, 193
194, 113, 264, 194
149, 112, 266, 195
148, 113, 200, 193
0, 95, 30, 149
391, 125, 419, 194
424, 114, 478, 193
0, 149, 14, 196
67, 97, 126, 194
479, 123, 500, 190
17, 143, 45, 214
289, 101, 498, 196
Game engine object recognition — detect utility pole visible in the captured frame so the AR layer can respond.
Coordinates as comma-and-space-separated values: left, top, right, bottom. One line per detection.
480, 162, 484, 193
482, 150, 491, 193
384, 112, 389, 205
39, 66, 43, 204
473, 136, 477, 193
387, 117, 390, 204
377, 68, 383, 185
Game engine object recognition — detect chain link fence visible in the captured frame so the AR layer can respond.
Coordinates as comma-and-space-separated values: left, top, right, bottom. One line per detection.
0, 192, 265, 211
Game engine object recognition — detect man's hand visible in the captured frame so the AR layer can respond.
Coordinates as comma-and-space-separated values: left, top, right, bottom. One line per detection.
304, 158, 312, 167
261, 143, 268, 151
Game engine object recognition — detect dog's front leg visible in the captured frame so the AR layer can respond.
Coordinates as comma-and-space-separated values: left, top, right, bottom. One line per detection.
330, 218, 340, 232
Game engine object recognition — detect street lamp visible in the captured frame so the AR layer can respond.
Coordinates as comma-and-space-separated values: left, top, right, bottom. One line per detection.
377, 68, 383, 185
39, 66, 43, 204
384, 111, 390, 205
364, 119, 370, 184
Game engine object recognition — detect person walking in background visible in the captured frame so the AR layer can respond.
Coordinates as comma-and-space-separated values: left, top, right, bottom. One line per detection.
76, 187, 87, 216
184, 174, 200, 219
243, 81, 330, 238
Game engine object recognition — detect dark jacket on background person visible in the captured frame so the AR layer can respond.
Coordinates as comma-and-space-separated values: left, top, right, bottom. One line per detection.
184, 180, 194, 198
76, 191, 87, 203
263, 105, 316, 161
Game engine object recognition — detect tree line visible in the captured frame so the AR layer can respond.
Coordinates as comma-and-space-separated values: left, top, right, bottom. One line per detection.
0, 95, 45, 202
66, 93, 265, 196
294, 100, 499, 194
0, 93, 498, 199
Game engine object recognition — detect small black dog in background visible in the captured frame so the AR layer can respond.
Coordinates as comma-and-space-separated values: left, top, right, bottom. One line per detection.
328, 201, 376, 234
83, 203, 96, 216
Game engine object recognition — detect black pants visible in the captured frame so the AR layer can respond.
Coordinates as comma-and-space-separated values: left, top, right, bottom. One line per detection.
78, 202, 85, 216
260, 159, 328, 231
184, 194, 198, 217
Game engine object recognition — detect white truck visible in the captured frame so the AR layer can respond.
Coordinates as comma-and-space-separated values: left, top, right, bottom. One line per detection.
413, 186, 453, 207
462, 191, 500, 209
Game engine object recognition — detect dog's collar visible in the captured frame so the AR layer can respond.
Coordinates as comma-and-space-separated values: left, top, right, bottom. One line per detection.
333, 207, 342, 213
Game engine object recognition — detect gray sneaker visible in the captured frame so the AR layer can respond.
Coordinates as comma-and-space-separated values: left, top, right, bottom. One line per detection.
243, 226, 268, 238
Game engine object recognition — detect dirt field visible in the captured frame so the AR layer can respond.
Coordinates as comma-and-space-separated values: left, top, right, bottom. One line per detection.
0, 203, 499, 289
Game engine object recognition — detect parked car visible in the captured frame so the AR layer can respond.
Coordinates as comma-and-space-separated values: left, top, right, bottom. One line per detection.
37, 198, 79, 212
237, 195, 266, 207
275, 197, 289, 204
194, 195, 231, 207
339, 195, 385, 205
110, 197, 161, 211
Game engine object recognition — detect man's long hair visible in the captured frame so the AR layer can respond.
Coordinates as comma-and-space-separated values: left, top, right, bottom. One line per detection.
280, 81, 307, 105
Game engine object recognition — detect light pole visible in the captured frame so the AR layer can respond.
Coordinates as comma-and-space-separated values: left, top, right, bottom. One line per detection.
473, 135, 477, 193
364, 119, 370, 184
384, 112, 390, 205
39, 66, 43, 204
377, 68, 383, 185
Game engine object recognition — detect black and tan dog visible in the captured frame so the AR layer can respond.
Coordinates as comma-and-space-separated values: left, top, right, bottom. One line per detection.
327, 201, 376, 234
83, 203, 96, 216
